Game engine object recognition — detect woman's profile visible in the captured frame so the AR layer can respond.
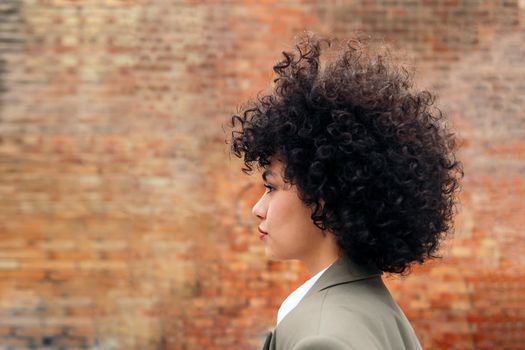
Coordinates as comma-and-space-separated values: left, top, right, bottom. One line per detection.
226, 32, 462, 350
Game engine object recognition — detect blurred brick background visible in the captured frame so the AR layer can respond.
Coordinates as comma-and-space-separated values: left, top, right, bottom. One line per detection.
0, 0, 524, 349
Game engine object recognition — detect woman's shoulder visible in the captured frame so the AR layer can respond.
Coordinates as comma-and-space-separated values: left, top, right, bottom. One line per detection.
276, 277, 422, 350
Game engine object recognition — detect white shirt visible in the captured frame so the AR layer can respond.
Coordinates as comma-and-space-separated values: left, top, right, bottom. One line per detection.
276, 264, 332, 325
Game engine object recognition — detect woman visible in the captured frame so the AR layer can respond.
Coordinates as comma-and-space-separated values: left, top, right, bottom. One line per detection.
227, 33, 462, 350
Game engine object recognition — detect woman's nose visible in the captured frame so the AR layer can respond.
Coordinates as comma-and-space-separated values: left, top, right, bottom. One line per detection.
252, 195, 266, 220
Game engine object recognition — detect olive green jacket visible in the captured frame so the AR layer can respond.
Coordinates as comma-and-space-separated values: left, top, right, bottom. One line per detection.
260, 256, 423, 350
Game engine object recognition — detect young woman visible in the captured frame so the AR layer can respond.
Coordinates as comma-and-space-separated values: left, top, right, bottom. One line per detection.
227, 33, 462, 350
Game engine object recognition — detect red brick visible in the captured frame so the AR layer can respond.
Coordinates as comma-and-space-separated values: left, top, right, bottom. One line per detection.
0, 1, 523, 349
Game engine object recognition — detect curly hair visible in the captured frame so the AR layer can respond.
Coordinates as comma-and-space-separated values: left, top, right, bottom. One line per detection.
226, 33, 462, 274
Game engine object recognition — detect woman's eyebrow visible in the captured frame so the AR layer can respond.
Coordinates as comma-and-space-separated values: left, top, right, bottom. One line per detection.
262, 170, 277, 182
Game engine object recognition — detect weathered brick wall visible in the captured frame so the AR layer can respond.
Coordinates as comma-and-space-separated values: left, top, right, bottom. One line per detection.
0, 1, 523, 349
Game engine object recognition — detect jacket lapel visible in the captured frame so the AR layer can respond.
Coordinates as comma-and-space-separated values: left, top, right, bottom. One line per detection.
269, 328, 276, 350
261, 330, 273, 350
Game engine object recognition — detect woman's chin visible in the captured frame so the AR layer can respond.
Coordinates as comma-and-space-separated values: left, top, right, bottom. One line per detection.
264, 248, 279, 261
265, 251, 289, 262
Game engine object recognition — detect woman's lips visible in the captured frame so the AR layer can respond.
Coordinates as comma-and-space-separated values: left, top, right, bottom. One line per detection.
258, 227, 268, 240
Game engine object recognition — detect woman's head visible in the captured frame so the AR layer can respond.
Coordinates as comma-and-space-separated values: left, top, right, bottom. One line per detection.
227, 32, 462, 274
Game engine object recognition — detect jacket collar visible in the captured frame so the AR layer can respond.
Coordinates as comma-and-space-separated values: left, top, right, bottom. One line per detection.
266, 255, 383, 346
303, 254, 383, 299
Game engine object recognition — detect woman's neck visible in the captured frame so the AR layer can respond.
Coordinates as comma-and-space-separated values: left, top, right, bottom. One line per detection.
302, 232, 342, 276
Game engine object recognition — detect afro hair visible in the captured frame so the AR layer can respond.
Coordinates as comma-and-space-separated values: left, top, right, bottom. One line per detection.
227, 32, 463, 274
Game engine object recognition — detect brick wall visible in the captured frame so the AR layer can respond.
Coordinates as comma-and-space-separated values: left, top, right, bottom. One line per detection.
0, 1, 523, 349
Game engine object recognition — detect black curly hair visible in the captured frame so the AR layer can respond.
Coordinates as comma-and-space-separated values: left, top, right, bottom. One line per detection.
226, 33, 462, 274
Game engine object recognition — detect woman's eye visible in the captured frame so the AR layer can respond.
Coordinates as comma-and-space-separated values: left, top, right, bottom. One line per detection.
264, 184, 274, 193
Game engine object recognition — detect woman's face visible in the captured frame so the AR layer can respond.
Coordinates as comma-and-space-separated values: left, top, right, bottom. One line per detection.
251, 159, 328, 262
